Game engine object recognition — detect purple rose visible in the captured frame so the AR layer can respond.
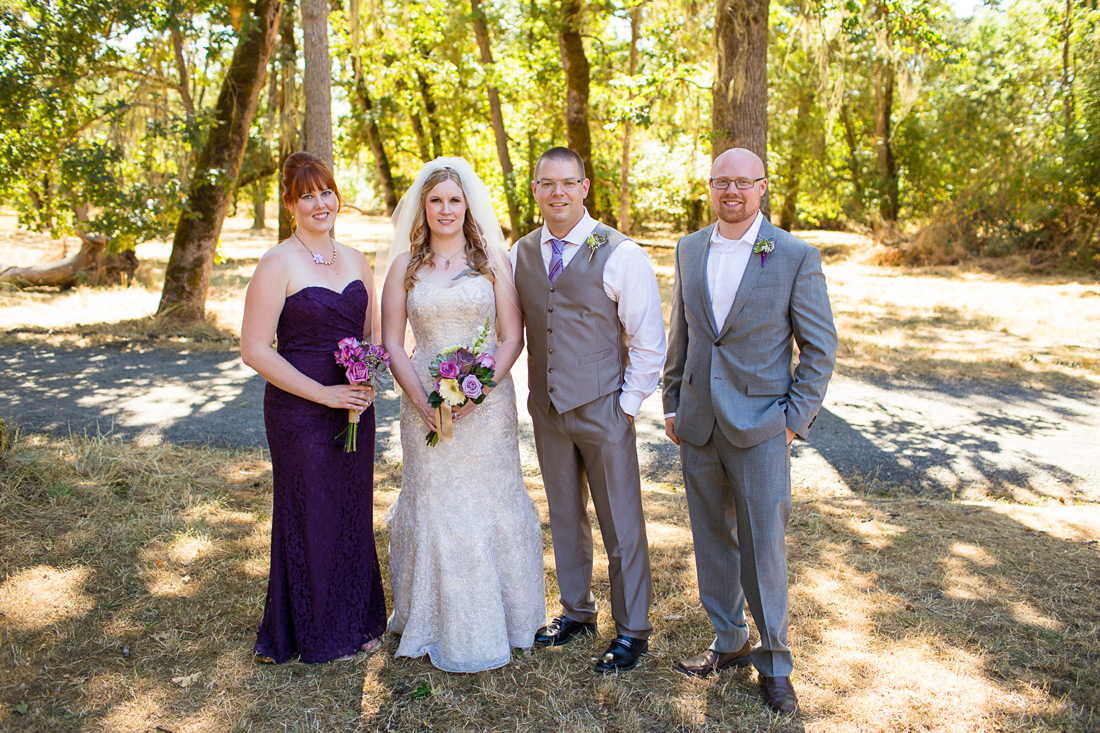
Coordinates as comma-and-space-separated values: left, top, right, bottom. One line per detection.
346, 361, 370, 383
477, 354, 496, 371
461, 374, 483, 398
438, 360, 460, 379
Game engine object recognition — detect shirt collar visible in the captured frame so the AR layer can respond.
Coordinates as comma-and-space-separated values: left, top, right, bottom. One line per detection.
540, 208, 596, 247
710, 210, 765, 248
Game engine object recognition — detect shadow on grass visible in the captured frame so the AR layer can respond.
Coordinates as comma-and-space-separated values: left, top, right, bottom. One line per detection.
786, 494, 1100, 730
1, 434, 1097, 731
808, 369, 1098, 501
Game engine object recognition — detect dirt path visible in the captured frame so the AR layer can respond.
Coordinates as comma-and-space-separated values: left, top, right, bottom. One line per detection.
2, 342, 1096, 502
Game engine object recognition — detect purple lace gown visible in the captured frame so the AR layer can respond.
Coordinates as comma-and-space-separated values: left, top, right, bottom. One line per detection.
254, 280, 387, 663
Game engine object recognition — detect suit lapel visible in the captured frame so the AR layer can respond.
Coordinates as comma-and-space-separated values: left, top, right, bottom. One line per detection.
717, 219, 774, 338
691, 224, 719, 336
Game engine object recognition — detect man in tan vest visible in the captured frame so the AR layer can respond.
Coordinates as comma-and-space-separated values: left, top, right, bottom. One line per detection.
509, 147, 666, 673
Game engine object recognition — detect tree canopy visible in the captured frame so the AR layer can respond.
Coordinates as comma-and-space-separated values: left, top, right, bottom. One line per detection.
2, 0, 1097, 297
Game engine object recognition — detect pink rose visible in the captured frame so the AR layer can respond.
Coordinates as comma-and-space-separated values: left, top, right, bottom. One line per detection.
346, 361, 370, 383
438, 360, 460, 379
461, 374, 483, 398
477, 354, 496, 371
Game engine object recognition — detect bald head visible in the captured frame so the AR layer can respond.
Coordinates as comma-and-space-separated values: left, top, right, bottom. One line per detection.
709, 148, 768, 238
711, 148, 765, 179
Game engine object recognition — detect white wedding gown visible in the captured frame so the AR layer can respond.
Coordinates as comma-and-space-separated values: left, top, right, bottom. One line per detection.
386, 275, 546, 673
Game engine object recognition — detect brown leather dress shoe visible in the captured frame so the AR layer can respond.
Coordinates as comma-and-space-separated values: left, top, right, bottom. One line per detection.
675, 640, 754, 677
761, 676, 799, 714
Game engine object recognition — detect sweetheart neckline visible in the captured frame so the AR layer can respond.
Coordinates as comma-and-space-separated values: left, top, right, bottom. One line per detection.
414, 276, 489, 292
287, 280, 365, 298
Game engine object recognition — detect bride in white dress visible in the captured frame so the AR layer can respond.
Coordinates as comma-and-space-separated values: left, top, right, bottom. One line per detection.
380, 158, 545, 673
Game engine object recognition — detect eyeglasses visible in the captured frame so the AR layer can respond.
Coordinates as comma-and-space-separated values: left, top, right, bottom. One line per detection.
709, 177, 766, 190
535, 178, 583, 191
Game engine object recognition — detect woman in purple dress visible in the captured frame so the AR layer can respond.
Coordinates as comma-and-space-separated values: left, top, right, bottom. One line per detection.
241, 152, 386, 663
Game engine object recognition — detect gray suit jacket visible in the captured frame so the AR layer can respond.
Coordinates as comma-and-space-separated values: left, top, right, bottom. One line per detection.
663, 220, 837, 449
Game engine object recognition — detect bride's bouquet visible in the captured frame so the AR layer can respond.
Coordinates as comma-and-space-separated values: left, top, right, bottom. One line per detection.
334, 337, 392, 452
425, 316, 497, 446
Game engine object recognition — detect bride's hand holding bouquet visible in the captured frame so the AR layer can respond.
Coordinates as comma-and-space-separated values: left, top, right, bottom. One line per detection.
424, 316, 496, 446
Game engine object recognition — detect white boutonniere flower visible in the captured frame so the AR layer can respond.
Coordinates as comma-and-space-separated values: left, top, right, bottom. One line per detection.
752, 238, 775, 267
586, 231, 609, 262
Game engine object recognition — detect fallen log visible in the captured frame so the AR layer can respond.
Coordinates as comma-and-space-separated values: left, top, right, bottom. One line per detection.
0, 231, 137, 288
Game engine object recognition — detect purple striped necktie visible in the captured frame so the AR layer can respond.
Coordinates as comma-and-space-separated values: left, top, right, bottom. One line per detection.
548, 238, 566, 283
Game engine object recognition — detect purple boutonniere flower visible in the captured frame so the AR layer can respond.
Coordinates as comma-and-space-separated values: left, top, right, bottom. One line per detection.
752, 239, 775, 267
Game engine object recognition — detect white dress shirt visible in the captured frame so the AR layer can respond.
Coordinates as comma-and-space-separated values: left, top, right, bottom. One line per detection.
665, 211, 764, 420
510, 209, 667, 416
707, 211, 764, 328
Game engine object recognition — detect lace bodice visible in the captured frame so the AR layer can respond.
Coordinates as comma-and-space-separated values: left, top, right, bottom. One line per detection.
405, 276, 498, 388
386, 274, 545, 673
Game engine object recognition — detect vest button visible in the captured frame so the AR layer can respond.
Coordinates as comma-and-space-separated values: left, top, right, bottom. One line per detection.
548, 368, 554, 373
547, 328, 553, 334
714, 341, 721, 346
547, 306, 554, 312
549, 287, 556, 293
547, 348, 554, 354
549, 387, 555, 393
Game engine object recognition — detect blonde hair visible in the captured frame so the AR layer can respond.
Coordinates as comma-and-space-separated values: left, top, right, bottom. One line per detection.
404, 167, 494, 290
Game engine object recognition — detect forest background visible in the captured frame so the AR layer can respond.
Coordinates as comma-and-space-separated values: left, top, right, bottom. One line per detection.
2, 0, 1099, 316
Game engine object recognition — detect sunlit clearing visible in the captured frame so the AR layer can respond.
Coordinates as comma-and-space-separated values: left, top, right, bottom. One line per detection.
167, 530, 215, 564
145, 569, 200, 598
0, 565, 95, 629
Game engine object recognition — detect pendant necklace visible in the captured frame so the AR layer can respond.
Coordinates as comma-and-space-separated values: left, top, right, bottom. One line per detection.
294, 232, 336, 266
434, 243, 466, 270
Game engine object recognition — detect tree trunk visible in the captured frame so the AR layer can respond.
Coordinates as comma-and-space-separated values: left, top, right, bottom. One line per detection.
558, 0, 597, 216
416, 68, 443, 159
277, 1, 298, 242
873, 1, 899, 224
352, 72, 399, 215
840, 100, 864, 217
873, 55, 898, 223
712, 0, 769, 216
301, 0, 333, 171
169, 21, 195, 118
471, 0, 521, 241
779, 84, 814, 231
397, 75, 431, 162
619, 5, 641, 235
252, 181, 267, 229
157, 0, 282, 321
1, 233, 136, 288
1062, 0, 1075, 148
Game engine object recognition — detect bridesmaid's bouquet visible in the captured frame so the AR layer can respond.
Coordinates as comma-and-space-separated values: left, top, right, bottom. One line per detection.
425, 316, 497, 446
334, 337, 392, 452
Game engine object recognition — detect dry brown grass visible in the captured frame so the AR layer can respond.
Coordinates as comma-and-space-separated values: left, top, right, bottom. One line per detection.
3, 215, 1099, 731
1, 433, 1097, 732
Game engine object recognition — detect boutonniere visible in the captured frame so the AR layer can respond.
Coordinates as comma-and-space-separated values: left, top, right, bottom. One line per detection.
586, 231, 609, 262
752, 239, 775, 266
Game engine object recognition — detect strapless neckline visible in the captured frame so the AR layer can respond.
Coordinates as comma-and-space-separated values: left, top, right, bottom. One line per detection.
287, 280, 365, 299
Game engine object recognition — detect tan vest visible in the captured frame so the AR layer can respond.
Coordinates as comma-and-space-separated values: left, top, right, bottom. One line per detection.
514, 225, 629, 413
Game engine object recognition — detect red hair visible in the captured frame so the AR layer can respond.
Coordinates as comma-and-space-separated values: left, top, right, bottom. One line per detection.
281, 152, 342, 220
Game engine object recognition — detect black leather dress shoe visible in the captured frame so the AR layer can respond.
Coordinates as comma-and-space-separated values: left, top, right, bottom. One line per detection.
533, 616, 597, 647
593, 635, 648, 673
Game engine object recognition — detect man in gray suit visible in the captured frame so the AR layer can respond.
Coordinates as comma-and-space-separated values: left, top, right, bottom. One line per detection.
510, 147, 666, 673
663, 148, 837, 713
